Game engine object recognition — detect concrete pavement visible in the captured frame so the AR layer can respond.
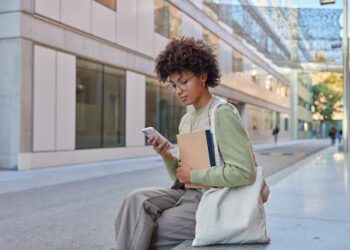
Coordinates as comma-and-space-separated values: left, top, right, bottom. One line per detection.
0, 139, 341, 250
0, 139, 329, 194
174, 146, 350, 249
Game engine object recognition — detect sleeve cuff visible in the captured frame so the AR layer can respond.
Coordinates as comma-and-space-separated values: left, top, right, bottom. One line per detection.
163, 155, 177, 166
191, 169, 206, 185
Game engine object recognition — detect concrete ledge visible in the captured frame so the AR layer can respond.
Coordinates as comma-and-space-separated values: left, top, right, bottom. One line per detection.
173, 241, 269, 249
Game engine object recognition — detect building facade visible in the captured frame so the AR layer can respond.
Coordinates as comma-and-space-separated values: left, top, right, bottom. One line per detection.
0, 0, 291, 170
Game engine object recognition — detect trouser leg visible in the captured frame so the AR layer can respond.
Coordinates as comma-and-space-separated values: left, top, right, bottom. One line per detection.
149, 189, 203, 250
115, 187, 184, 250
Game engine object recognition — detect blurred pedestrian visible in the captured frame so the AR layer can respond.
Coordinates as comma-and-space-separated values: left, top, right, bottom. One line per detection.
337, 129, 343, 144
272, 125, 279, 144
328, 126, 337, 145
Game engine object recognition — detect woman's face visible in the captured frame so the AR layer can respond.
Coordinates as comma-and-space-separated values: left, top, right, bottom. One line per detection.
168, 71, 208, 106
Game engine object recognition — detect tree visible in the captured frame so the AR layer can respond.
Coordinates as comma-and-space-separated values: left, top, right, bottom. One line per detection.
312, 83, 342, 134
312, 72, 342, 92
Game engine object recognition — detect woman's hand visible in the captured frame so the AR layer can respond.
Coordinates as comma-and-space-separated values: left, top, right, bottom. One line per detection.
147, 135, 172, 159
176, 161, 192, 184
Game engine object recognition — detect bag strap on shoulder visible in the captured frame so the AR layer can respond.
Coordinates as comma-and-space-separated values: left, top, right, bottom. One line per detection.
210, 98, 258, 167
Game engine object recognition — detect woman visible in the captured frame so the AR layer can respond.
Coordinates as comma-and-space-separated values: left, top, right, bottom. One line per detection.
115, 37, 263, 250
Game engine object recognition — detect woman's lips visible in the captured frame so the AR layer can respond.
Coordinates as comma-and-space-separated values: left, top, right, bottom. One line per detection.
180, 96, 187, 102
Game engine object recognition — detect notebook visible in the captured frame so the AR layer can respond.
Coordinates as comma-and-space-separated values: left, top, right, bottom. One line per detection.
176, 130, 216, 188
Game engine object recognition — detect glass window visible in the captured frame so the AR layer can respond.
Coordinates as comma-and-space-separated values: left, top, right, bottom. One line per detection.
76, 58, 126, 149
284, 118, 289, 131
232, 49, 243, 73
95, 0, 116, 10
203, 28, 218, 53
247, 106, 260, 130
169, 4, 182, 38
146, 79, 160, 129
145, 78, 186, 144
275, 112, 280, 128
155, 0, 169, 38
298, 120, 304, 131
76, 60, 103, 149
203, 0, 219, 20
250, 64, 258, 84
159, 85, 176, 142
263, 110, 274, 131
265, 75, 273, 90
173, 93, 186, 137
103, 66, 126, 147
155, 0, 181, 39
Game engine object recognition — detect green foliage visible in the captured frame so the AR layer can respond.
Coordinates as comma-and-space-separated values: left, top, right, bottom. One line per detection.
312, 83, 342, 121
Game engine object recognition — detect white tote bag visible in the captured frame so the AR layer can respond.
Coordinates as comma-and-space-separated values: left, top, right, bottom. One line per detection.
192, 100, 269, 246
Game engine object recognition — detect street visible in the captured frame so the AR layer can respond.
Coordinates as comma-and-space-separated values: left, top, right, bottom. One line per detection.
0, 140, 330, 250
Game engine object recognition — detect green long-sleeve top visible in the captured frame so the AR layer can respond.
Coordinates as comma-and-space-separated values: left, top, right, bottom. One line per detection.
163, 96, 256, 188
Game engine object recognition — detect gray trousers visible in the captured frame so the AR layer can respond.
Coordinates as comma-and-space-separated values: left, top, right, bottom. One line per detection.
115, 187, 203, 250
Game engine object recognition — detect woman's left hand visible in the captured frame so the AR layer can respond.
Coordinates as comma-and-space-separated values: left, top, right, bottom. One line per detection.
176, 161, 192, 184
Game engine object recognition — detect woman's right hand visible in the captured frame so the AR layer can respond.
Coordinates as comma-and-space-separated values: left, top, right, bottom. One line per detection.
147, 135, 172, 159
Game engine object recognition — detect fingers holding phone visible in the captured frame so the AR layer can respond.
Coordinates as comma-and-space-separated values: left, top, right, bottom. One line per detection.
148, 135, 170, 156
143, 127, 174, 158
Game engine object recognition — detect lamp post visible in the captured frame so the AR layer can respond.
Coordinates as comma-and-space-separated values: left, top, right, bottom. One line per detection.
321, 0, 349, 152
343, 0, 349, 152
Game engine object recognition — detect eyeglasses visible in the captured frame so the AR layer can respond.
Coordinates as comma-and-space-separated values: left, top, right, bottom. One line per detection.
166, 75, 195, 92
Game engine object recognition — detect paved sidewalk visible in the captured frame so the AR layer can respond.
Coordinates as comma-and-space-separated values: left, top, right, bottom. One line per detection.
174, 146, 350, 249
0, 139, 328, 194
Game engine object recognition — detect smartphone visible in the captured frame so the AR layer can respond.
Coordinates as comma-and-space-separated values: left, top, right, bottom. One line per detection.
142, 127, 174, 149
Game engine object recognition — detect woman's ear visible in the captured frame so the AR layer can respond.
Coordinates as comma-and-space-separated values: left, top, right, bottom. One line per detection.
201, 73, 208, 86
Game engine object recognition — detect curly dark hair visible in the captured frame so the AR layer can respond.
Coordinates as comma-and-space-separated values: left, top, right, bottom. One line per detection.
154, 37, 221, 88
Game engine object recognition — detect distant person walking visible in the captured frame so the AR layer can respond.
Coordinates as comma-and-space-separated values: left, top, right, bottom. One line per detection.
328, 126, 337, 145
272, 125, 279, 144
337, 129, 343, 144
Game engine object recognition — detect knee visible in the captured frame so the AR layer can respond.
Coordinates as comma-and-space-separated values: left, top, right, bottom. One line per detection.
123, 188, 150, 206
115, 189, 146, 223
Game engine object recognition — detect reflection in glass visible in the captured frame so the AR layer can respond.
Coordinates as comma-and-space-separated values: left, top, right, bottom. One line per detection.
169, 4, 182, 38
76, 59, 126, 149
146, 79, 160, 129
155, 0, 169, 37
76, 59, 103, 149
284, 118, 289, 131
203, 28, 219, 53
160, 84, 175, 142
103, 66, 126, 147
145, 78, 186, 144
232, 49, 243, 73
155, 0, 181, 39
247, 105, 279, 131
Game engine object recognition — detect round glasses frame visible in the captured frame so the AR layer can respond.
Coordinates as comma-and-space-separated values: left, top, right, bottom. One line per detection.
166, 75, 195, 92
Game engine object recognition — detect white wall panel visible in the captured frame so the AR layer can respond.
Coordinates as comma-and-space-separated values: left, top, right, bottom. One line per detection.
61, 0, 91, 33
126, 71, 145, 146
153, 33, 168, 58
182, 13, 203, 39
136, 0, 154, 56
192, 19, 203, 39
181, 13, 193, 38
35, 0, 60, 21
117, 0, 137, 50
218, 39, 232, 75
33, 45, 56, 151
56, 52, 76, 150
92, 1, 116, 42
193, 0, 203, 8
